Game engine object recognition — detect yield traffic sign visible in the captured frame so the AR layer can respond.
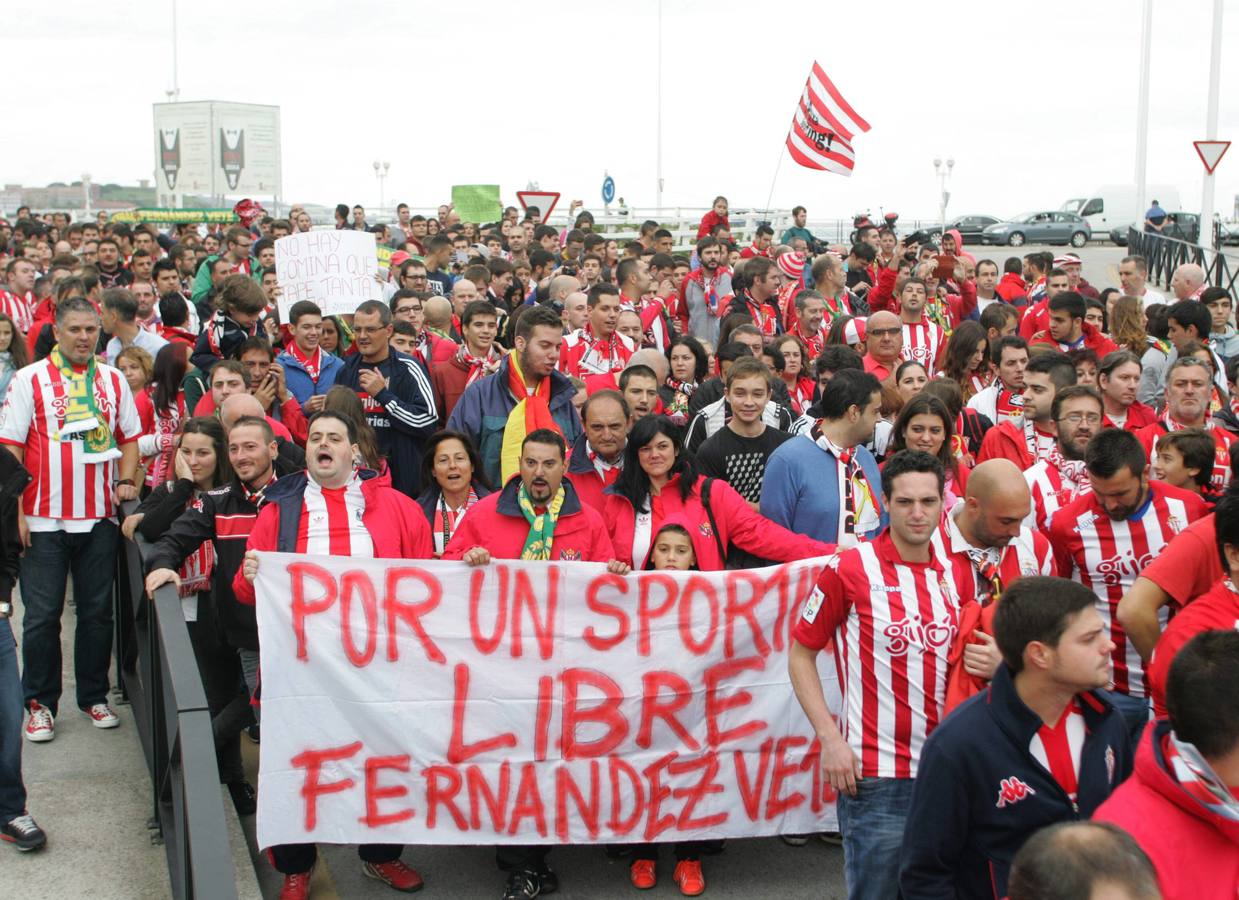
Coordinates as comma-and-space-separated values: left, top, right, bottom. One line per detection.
1193, 140, 1231, 175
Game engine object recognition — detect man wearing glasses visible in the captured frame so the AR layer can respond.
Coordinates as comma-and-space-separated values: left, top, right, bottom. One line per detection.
388, 289, 456, 366
1023, 385, 1104, 532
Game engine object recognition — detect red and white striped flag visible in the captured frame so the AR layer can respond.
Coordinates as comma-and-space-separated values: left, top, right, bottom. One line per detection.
786, 61, 871, 176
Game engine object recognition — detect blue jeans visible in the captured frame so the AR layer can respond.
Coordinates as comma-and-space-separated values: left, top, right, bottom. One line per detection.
1103, 690, 1150, 749
20, 521, 119, 715
835, 777, 915, 900
0, 617, 26, 821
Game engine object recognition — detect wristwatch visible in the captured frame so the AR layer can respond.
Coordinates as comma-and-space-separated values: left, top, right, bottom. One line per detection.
0, 600, 12, 619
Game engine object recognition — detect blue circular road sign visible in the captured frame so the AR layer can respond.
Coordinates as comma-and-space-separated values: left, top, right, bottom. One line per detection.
602, 175, 615, 204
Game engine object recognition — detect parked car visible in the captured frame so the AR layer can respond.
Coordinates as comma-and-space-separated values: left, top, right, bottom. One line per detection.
1109, 213, 1200, 247
980, 211, 1091, 247
924, 215, 1002, 245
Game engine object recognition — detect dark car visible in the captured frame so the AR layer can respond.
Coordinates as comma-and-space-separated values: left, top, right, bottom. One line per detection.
1109, 212, 1200, 246
925, 215, 1001, 245
980, 211, 1091, 247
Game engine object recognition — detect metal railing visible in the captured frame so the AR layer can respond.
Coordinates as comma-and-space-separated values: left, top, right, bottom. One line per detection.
1126, 228, 1239, 296
114, 499, 240, 900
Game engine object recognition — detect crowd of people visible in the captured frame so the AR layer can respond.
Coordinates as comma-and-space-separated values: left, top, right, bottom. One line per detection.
0, 195, 1235, 900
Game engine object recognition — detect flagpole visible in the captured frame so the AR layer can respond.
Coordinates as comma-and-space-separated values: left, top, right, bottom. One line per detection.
764, 143, 786, 219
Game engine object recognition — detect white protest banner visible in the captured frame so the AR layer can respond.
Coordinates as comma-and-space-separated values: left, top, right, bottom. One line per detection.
274, 230, 381, 319
253, 553, 841, 849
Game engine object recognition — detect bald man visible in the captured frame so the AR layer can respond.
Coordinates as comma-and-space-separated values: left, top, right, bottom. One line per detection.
626, 348, 669, 385
423, 295, 454, 336
931, 458, 1057, 699
1169, 262, 1206, 301
862, 310, 902, 381
219, 393, 306, 469
547, 274, 581, 307
450, 278, 479, 317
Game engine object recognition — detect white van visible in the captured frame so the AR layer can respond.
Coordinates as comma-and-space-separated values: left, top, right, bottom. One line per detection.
1061, 185, 1183, 235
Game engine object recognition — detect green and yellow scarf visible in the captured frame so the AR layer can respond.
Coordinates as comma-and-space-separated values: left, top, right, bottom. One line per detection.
50, 347, 119, 462
518, 483, 565, 561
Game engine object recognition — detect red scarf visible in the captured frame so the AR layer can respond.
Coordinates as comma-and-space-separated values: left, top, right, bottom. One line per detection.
577, 322, 626, 374
687, 266, 733, 318
457, 343, 502, 386
288, 341, 323, 382
737, 291, 779, 337
433, 487, 478, 555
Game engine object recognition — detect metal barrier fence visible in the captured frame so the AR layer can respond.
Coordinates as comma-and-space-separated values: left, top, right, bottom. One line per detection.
1127, 227, 1239, 296
114, 499, 241, 900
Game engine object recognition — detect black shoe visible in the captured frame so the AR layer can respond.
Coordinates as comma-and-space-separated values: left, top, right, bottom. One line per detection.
227, 780, 257, 816
1, 814, 47, 851
246, 724, 260, 744
535, 864, 558, 894
501, 869, 540, 900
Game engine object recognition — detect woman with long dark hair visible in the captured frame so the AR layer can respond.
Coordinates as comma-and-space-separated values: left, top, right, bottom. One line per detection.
416, 431, 493, 557
139, 342, 189, 488
0, 311, 29, 400
603, 415, 831, 569
660, 336, 708, 425
942, 320, 989, 402
887, 393, 969, 509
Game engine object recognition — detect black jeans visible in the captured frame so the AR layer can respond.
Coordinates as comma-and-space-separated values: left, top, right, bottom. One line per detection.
20, 521, 118, 714
186, 609, 249, 784
496, 844, 549, 872
632, 840, 712, 861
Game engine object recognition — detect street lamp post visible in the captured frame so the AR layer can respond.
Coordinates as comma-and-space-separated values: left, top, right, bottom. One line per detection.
933, 157, 955, 243
373, 161, 390, 218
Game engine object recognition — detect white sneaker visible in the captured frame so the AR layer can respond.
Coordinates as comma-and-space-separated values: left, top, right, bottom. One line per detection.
83, 703, 120, 729
24, 702, 54, 743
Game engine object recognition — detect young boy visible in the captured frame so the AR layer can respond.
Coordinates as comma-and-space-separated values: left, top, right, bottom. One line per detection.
1152, 427, 1214, 499
629, 520, 709, 895
1205, 287, 1239, 362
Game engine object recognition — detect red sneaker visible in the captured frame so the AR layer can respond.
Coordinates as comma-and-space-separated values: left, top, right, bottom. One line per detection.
673, 860, 705, 897
279, 868, 313, 900
630, 858, 656, 889
363, 859, 424, 893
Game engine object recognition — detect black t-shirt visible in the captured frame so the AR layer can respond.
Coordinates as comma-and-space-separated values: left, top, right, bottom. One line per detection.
695, 425, 792, 503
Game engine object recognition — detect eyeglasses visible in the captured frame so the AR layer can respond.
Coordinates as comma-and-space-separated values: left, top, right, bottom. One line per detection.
395, 305, 422, 315
1059, 413, 1103, 426
404, 273, 427, 280
869, 327, 901, 337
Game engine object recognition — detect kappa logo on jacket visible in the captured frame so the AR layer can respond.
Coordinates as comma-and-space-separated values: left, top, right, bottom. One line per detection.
995, 776, 1037, 809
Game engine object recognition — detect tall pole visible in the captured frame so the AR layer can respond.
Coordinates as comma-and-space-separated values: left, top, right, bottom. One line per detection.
1134, 0, 1152, 220
1201, 0, 1224, 254
171, 0, 180, 101
655, 0, 663, 211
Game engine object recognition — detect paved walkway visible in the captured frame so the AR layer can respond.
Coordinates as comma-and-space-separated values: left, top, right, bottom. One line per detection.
0, 595, 167, 899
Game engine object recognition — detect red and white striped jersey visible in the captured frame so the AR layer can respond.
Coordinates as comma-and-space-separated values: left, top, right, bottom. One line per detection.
1030, 701, 1085, 803
0, 289, 34, 334
932, 502, 1055, 606
794, 531, 962, 778
0, 358, 141, 525
900, 317, 946, 370
295, 475, 375, 556
1049, 482, 1207, 698
558, 326, 636, 379
1024, 460, 1091, 533
1136, 418, 1236, 493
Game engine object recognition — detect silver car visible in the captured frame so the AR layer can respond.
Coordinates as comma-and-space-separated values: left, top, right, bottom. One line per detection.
980, 211, 1092, 247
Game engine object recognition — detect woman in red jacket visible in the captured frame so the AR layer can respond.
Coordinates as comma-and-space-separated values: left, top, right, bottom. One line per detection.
603, 415, 833, 569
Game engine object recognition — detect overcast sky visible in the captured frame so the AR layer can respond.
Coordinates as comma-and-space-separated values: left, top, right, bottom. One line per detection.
4, 0, 1237, 221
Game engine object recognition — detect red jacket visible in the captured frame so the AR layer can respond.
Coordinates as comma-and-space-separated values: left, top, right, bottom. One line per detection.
159, 324, 197, 349
1019, 298, 1049, 340
24, 299, 55, 358
429, 352, 476, 428
233, 469, 433, 605
1146, 577, 1238, 716
996, 272, 1028, 304
976, 420, 1037, 469
1096, 722, 1239, 900
1029, 321, 1118, 357
696, 210, 729, 240
602, 473, 832, 570
442, 477, 616, 563
1104, 401, 1158, 432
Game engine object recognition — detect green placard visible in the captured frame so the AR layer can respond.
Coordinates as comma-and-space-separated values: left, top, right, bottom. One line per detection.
450, 185, 502, 225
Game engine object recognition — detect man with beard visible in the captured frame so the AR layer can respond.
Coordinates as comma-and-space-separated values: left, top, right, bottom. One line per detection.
726, 256, 782, 339
680, 236, 733, 346
1137, 356, 1237, 493
444, 429, 624, 900
1049, 428, 1207, 743
95, 237, 131, 289
1023, 385, 1103, 532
